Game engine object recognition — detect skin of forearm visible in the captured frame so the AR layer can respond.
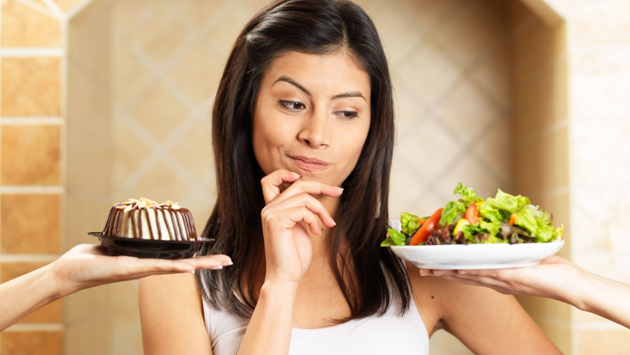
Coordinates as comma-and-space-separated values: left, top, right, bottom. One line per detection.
0, 263, 65, 331
238, 281, 298, 355
576, 271, 630, 329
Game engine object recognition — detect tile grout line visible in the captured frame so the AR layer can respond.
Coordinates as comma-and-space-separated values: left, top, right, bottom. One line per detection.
0, 186, 65, 194
13, 0, 55, 18
0, 117, 63, 125
4, 323, 64, 332
41, 0, 66, 21
0, 47, 65, 57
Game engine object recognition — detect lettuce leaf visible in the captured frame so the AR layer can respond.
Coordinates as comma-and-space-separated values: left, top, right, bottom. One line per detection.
461, 223, 506, 243
480, 220, 502, 236
439, 200, 466, 226
480, 203, 503, 224
453, 183, 483, 207
514, 205, 559, 242
381, 228, 406, 246
401, 212, 423, 236
485, 189, 531, 217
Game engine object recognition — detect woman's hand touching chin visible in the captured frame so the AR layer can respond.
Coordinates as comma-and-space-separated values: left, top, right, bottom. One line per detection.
259, 169, 342, 289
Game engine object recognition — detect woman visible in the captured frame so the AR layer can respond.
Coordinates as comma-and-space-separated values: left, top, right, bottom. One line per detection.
0, 244, 231, 332
139, 1, 561, 353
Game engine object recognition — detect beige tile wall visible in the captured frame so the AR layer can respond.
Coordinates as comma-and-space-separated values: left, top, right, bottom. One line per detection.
562, 0, 630, 353
510, 1, 571, 352
0, 0, 66, 353
0, 0, 102, 354
109, 0, 513, 229
109, 0, 512, 353
65, 0, 115, 354
4, 0, 629, 354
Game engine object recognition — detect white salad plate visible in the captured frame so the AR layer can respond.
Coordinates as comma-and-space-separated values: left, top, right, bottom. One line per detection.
390, 240, 565, 270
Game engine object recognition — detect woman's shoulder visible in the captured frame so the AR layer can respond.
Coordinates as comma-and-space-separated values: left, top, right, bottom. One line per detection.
406, 262, 508, 304
139, 273, 213, 353
405, 262, 518, 332
404, 262, 449, 332
404, 262, 560, 355
139, 273, 203, 315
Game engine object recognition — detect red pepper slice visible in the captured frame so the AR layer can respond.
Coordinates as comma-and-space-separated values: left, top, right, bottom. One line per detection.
409, 208, 443, 245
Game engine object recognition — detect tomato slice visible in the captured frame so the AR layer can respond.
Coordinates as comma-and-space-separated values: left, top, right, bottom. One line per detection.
464, 203, 480, 224
409, 208, 443, 245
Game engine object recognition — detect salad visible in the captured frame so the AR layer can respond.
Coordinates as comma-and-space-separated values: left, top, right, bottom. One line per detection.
382, 183, 563, 246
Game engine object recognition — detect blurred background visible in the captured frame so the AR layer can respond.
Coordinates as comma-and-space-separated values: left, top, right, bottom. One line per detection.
0, 0, 628, 354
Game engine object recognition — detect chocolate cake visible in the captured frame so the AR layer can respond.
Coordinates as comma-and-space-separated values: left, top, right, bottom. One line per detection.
101, 198, 198, 241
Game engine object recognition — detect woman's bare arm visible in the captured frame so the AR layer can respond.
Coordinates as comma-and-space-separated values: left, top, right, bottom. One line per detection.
237, 281, 297, 354
409, 264, 561, 355
139, 274, 213, 355
237, 170, 341, 355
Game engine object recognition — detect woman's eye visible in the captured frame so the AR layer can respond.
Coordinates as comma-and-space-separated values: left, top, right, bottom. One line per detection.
280, 100, 306, 111
337, 111, 359, 119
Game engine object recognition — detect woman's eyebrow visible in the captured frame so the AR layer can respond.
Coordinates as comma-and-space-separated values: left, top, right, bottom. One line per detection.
272, 75, 366, 102
331, 92, 366, 101
272, 75, 311, 96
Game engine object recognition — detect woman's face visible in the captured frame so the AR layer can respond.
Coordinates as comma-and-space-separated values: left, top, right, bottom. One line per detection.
252, 51, 371, 187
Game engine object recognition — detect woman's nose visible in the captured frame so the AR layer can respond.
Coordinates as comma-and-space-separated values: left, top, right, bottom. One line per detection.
297, 109, 329, 148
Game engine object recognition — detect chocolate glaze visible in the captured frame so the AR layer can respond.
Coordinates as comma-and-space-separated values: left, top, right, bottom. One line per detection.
101, 202, 198, 241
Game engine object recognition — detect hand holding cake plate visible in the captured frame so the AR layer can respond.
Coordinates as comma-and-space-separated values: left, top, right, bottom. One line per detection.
90, 198, 215, 259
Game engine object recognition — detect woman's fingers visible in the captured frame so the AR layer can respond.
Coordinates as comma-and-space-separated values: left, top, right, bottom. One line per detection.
264, 192, 336, 228
116, 254, 233, 279
274, 180, 343, 205
263, 204, 322, 235
283, 206, 322, 235
261, 169, 343, 205
261, 169, 302, 204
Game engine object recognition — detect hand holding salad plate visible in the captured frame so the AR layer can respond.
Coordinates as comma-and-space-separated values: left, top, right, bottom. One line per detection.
383, 184, 565, 270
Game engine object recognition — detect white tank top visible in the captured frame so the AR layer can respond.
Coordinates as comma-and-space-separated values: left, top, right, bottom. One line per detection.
201, 279, 429, 354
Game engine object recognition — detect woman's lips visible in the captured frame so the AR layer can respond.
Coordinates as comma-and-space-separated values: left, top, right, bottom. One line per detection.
287, 155, 330, 172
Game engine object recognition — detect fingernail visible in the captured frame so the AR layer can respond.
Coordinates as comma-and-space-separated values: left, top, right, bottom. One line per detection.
334, 187, 344, 192
187, 270, 196, 274
291, 172, 301, 178
223, 261, 233, 266
212, 265, 223, 270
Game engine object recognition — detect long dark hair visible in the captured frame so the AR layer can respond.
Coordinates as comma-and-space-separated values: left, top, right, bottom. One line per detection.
196, 0, 411, 321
